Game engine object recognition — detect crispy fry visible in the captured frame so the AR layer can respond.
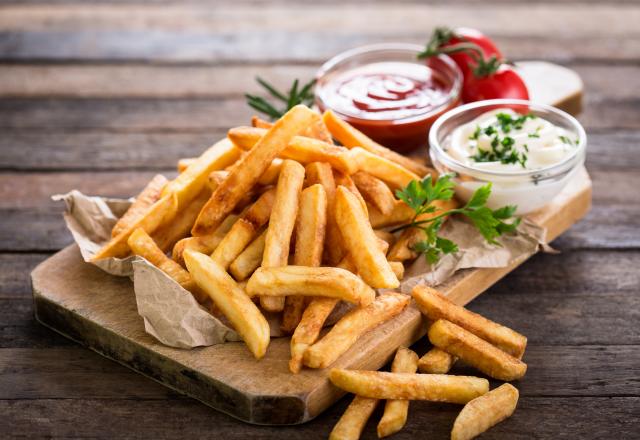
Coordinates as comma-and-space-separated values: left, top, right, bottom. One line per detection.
228, 126, 357, 174
112, 174, 168, 237
282, 184, 328, 334
377, 347, 419, 438
260, 159, 306, 311
323, 109, 430, 176
172, 213, 238, 266
258, 158, 283, 185
352, 171, 396, 216
128, 228, 207, 304
334, 186, 398, 289
304, 293, 410, 369
329, 369, 489, 403
229, 230, 267, 281
351, 147, 419, 191
418, 347, 457, 374
428, 319, 527, 381
329, 396, 378, 440
247, 266, 374, 306
193, 105, 315, 236
373, 230, 396, 250
368, 200, 414, 229
451, 383, 519, 440
333, 170, 368, 216
251, 115, 273, 129
389, 261, 404, 280
412, 286, 527, 358
206, 170, 229, 191
183, 250, 270, 359
177, 158, 196, 173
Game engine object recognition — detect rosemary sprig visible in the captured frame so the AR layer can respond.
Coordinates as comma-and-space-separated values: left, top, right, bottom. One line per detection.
245, 77, 316, 120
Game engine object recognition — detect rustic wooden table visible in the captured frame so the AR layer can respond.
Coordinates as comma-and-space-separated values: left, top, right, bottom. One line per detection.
1, 1, 639, 438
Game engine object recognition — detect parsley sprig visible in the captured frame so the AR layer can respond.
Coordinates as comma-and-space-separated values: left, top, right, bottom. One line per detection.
245, 77, 316, 120
393, 174, 521, 264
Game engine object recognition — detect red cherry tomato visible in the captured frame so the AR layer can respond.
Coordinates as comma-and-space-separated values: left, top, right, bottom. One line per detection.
444, 28, 502, 77
462, 66, 529, 103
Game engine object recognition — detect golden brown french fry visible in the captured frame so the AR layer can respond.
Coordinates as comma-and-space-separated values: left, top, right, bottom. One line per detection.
389, 261, 404, 280
387, 199, 458, 262
306, 162, 343, 265
418, 347, 457, 374
451, 383, 519, 440
172, 213, 238, 266
228, 126, 357, 175
329, 369, 489, 404
351, 147, 419, 191
258, 158, 283, 185
92, 193, 179, 261
304, 293, 410, 369
282, 184, 328, 334
177, 158, 196, 173
206, 170, 229, 191
193, 105, 315, 236
229, 230, 266, 281
128, 228, 207, 304
412, 285, 527, 358
428, 319, 527, 381
247, 266, 374, 306
368, 200, 414, 229
373, 230, 396, 250
351, 171, 396, 216
251, 115, 273, 129
333, 171, 368, 216
183, 250, 270, 359
112, 175, 168, 237
334, 186, 398, 289
322, 109, 430, 176
260, 159, 306, 312
377, 347, 419, 438
329, 396, 378, 440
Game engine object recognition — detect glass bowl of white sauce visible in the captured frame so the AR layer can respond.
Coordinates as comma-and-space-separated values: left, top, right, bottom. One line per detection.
429, 99, 587, 215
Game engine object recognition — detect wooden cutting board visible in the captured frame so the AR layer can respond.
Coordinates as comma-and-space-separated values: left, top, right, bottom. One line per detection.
31, 61, 590, 425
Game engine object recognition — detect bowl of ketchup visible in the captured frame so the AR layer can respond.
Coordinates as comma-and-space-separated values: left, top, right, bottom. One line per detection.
315, 44, 463, 153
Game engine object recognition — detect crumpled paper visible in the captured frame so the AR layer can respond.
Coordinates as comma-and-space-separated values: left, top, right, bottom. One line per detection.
55, 190, 546, 349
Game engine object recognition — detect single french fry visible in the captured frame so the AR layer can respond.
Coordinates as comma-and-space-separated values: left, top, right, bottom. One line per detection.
322, 109, 430, 176
247, 266, 374, 306
451, 383, 519, 440
92, 192, 179, 261
228, 126, 357, 175
206, 170, 229, 191
330, 369, 489, 403
229, 230, 267, 281
193, 105, 315, 236
351, 147, 419, 191
251, 115, 273, 129
259, 160, 306, 312
389, 261, 404, 280
368, 200, 414, 229
258, 158, 283, 185
172, 213, 238, 266
387, 199, 458, 262
334, 170, 368, 216
418, 347, 457, 374
377, 347, 419, 438
329, 395, 378, 440
335, 186, 398, 289
428, 319, 527, 381
112, 175, 168, 237
351, 171, 396, 216
282, 184, 328, 334
128, 228, 207, 304
412, 285, 527, 358
177, 157, 196, 173
183, 250, 270, 359
373, 230, 396, 250
304, 293, 410, 369
305, 162, 343, 265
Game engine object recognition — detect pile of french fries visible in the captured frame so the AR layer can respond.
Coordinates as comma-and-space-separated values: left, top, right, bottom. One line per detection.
328, 285, 526, 439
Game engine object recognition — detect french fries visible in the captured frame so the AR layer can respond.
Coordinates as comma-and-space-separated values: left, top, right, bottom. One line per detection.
322, 109, 430, 177
368, 200, 414, 229
428, 319, 527, 381
183, 250, 270, 359
112, 174, 168, 237
251, 115, 273, 129
177, 158, 196, 173
451, 384, 519, 440
377, 347, 419, 438
193, 105, 315, 236
260, 159, 306, 312
333, 171, 368, 216
258, 158, 282, 185
389, 261, 404, 280
329, 369, 489, 404
228, 230, 266, 281
303, 293, 410, 369
352, 171, 395, 216
412, 285, 527, 358
281, 184, 328, 334
334, 186, 399, 289
329, 396, 378, 440
418, 347, 457, 374
247, 266, 375, 306
172, 213, 238, 266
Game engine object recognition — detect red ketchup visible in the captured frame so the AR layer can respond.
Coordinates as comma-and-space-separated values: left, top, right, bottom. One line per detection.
316, 59, 460, 152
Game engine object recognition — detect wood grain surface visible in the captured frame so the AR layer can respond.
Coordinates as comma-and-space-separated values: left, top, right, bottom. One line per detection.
1, 0, 639, 438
